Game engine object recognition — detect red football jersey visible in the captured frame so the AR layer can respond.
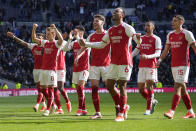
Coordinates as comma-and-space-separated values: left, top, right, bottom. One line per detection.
68, 40, 90, 72
41, 40, 62, 70
102, 22, 136, 66
87, 31, 111, 66
137, 35, 162, 68
166, 29, 195, 67
27, 43, 43, 69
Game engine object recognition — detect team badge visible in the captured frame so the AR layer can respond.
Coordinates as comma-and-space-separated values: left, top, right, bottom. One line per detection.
110, 32, 113, 35
118, 30, 122, 34
179, 36, 183, 40
149, 40, 153, 43
92, 38, 95, 41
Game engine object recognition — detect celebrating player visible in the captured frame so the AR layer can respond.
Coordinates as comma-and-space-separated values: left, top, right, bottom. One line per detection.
79, 7, 141, 122
32, 23, 64, 116
85, 14, 110, 119
63, 26, 90, 116
7, 31, 47, 112
132, 21, 161, 115
156, 15, 196, 119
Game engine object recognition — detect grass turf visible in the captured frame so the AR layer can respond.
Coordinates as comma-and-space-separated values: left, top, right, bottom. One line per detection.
0, 93, 195, 131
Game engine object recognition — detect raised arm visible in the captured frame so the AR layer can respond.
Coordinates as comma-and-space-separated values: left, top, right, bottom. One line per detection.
32, 24, 41, 45
50, 24, 63, 46
74, 46, 88, 66
7, 32, 28, 48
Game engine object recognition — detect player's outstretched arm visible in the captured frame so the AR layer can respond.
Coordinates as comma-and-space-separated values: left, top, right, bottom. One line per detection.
51, 24, 63, 46
156, 44, 171, 67
79, 39, 107, 49
7, 32, 28, 48
32, 24, 41, 45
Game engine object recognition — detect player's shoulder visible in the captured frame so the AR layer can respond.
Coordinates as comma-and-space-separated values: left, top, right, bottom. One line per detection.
182, 29, 193, 35
152, 34, 161, 40
167, 30, 175, 36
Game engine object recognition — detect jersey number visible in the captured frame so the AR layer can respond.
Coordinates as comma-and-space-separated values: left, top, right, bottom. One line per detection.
51, 76, 54, 81
125, 67, 129, 73
178, 70, 184, 75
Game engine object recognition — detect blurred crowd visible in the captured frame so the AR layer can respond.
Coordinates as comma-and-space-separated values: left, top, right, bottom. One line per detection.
0, 0, 196, 88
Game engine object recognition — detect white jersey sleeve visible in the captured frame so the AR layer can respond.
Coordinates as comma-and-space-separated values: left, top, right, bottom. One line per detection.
185, 30, 196, 45
102, 31, 110, 44
123, 23, 141, 44
155, 36, 162, 50
41, 40, 48, 46
27, 43, 36, 50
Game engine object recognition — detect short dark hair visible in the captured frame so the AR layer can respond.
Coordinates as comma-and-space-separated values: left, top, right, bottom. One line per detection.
94, 14, 105, 22
174, 15, 185, 22
75, 25, 85, 32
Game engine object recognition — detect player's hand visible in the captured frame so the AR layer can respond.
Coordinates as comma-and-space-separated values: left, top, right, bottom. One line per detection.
7, 32, 14, 38
78, 39, 85, 47
68, 30, 73, 40
33, 24, 38, 29
135, 33, 141, 40
155, 61, 161, 68
140, 54, 148, 60
50, 24, 56, 29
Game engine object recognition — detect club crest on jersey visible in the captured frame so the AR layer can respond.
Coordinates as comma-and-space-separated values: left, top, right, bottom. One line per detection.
118, 30, 122, 34
149, 40, 153, 43
179, 36, 183, 40
92, 38, 95, 41
170, 37, 173, 41
110, 32, 113, 35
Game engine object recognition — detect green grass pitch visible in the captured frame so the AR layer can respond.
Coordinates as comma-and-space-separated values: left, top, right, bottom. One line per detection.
0, 92, 195, 131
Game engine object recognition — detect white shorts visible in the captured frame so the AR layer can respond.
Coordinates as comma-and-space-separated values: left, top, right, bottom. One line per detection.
138, 68, 158, 83
33, 69, 42, 83
89, 66, 109, 81
57, 70, 66, 82
172, 66, 189, 84
40, 70, 57, 87
107, 64, 132, 81
72, 70, 89, 84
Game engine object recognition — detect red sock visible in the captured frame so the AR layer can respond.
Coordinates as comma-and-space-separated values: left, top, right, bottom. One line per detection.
82, 96, 86, 110
47, 88, 54, 110
182, 93, 192, 110
171, 94, 181, 111
147, 90, 154, 110
92, 86, 100, 112
77, 85, 85, 110
59, 88, 69, 103
119, 95, 127, 113
54, 88, 62, 109
111, 93, 120, 106
41, 88, 48, 99
140, 88, 148, 100
36, 84, 43, 104
41, 93, 45, 102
